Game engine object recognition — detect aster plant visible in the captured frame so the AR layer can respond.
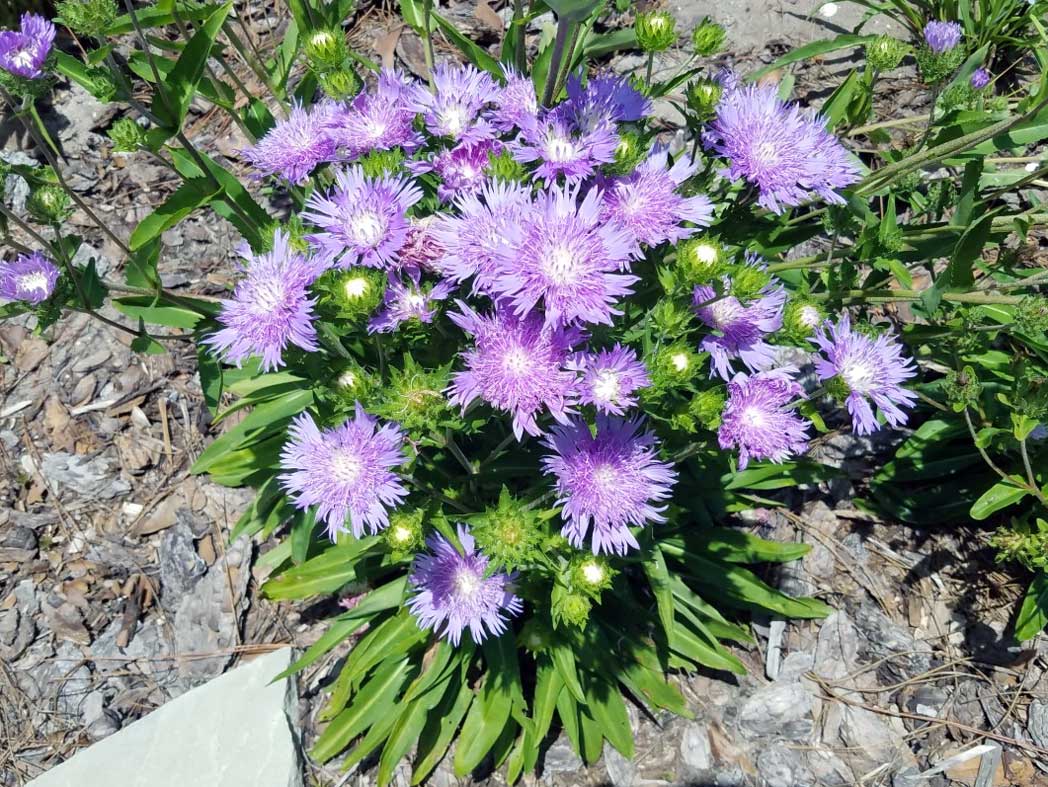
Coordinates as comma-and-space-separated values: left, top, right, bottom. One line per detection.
4, 0, 1048, 782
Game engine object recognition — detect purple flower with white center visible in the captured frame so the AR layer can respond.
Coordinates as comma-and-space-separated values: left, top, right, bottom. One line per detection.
492, 66, 539, 132
0, 251, 59, 304
411, 63, 498, 144
599, 147, 714, 250
431, 180, 531, 291
508, 111, 618, 184
812, 313, 918, 435
409, 138, 501, 202
326, 70, 423, 159
396, 216, 446, 274
718, 370, 811, 469
241, 101, 339, 185
367, 268, 454, 333
572, 344, 650, 415
693, 263, 787, 380
923, 20, 963, 53
704, 83, 860, 213
563, 73, 651, 130
448, 302, 581, 440
279, 405, 409, 540
541, 415, 677, 555
970, 67, 991, 89
204, 231, 323, 372
490, 186, 637, 328
0, 13, 55, 80
302, 165, 423, 268
407, 524, 523, 645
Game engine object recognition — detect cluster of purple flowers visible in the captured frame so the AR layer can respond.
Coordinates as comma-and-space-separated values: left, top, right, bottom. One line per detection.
0, 13, 55, 81
225, 63, 915, 645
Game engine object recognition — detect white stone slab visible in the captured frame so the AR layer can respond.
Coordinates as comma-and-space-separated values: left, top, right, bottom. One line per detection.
28, 647, 302, 787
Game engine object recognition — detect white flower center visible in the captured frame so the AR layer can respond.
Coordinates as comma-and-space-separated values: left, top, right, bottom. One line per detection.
592, 370, 621, 403
544, 135, 579, 164
707, 298, 743, 329
841, 358, 876, 393
753, 141, 779, 167
581, 562, 604, 584
454, 568, 481, 598
363, 117, 389, 141
391, 525, 412, 544
798, 305, 820, 327
592, 464, 618, 488
338, 370, 357, 388
343, 276, 370, 299
670, 352, 690, 372
502, 347, 532, 375
741, 405, 768, 429
330, 451, 363, 484
18, 272, 50, 295
440, 106, 469, 136
11, 46, 35, 69
542, 244, 582, 285
350, 210, 386, 248
249, 280, 287, 314
692, 243, 718, 265
404, 291, 427, 309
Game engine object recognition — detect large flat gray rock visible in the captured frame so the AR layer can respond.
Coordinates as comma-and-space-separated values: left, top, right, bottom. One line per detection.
28, 647, 302, 787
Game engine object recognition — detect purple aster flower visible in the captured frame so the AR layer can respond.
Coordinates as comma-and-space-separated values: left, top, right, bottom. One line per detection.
0, 251, 59, 304
407, 524, 523, 645
718, 370, 811, 469
409, 138, 500, 202
923, 20, 963, 53
541, 415, 677, 555
410, 63, 498, 144
571, 344, 650, 415
325, 70, 423, 159
367, 268, 454, 333
812, 313, 918, 435
563, 72, 651, 129
431, 180, 531, 291
704, 83, 860, 213
599, 147, 714, 250
0, 13, 55, 80
508, 110, 618, 184
492, 66, 539, 132
241, 101, 339, 185
395, 216, 446, 275
490, 186, 637, 328
302, 165, 423, 268
448, 302, 581, 440
205, 231, 323, 371
279, 405, 409, 540
970, 67, 991, 89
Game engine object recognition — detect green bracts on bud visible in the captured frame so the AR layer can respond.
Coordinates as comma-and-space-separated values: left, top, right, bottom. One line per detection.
782, 300, 825, 340
317, 267, 386, 320
27, 184, 73, 225
384, 510, 425, 556
865, 35, 909, 71
677, 237, 726, 284
56, 0, 119, 38
635, 10, 677, 53
728, 263, 771, 302
691, 17, 726, 56
690, 388, 725, 429
485, 149, 528, 183
304, 28, 351, 72
472, 488, 544, 570
359, 148, 406, 177
108, 117, 147, 153
318, 68, 362, 101
607, 130, 646, 175
685, 78, 723, 118
915, 45, 966, 85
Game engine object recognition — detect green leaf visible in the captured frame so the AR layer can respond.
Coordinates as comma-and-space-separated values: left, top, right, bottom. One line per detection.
665, 528, 811, 564
1015, 574, 1048, 641
430, 11, 501, 76
679, 554, 832, 619
936, 212, 993, 292
129, 178, 221, 250
113, 296, 207, 329
290, 507, 316, 564
263, 536, 379, 599
583, 27, 637, 58
412, 675, 474, 784
106, 3, 228, 35
820, 69, 860, 128
617, 659, 689, 717
749, 35, 878, 80
550, 640, 585, 703
544, 0, 602, 21
582, 677, 633, 758
670, 618, 746, 674
124, 238, 162, 290
642, 546, 676, 649
453, 635, 518, 775
970, 476, 1030, 520
152, 3, 233, 130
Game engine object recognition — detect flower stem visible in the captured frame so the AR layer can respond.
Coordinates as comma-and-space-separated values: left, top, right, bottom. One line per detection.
810, 288, 1024, 305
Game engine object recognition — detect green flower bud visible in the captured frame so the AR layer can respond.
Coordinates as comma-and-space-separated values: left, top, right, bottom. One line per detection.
940, 82, 976, 111
1015, 370, 1048, 421
485, 148, 528, 183
915, 44, 966, 85
358, 147, 405, 178
689, 387, 725, 429
108, 117, 147, 153
85, 65, 119, 102
552, 588, 592, 629
371, 360, 452, 434
685, 77, 723, 118
865, 35, 909, 71
782, 300, 825, 340
607, 130, 646, 175
318, 67, 362, 101
519, 619, 554, 653
942, 365, 981, 413
570, 556, 614, 597
677, 237, 726, 284
1016, 296, 1048, 334
729, 263, 772, 302
472, 488, 544, 570
691, 17, 726, 56
649, 343, 700, 394
304, 28, 350, 72
635, 10, 677, 53
650, 299, 693, 339
317, 267, 386, 320
57, 0, 119, 38
990, 523, 1048, 572
26, 184, 73, 225
384, 510, 425, 556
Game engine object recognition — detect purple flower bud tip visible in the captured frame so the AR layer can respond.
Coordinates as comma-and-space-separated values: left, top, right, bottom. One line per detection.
970, 67, 990, 89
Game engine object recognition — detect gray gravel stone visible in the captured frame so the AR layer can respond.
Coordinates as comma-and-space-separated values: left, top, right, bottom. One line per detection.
737, 681, 813, 740
1028, 699, 1048, 749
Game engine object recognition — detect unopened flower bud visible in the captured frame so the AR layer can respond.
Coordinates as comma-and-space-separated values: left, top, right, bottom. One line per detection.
685, 77, 723, 117
677, 237, 726, 283
485, 148, 527, 183
635, 10, 677, 53
689, 388, 725, 429
26, 184, 73, 225
691, 17, 726, 56
571, 556, 613, 596
729, 263, 771, 302
384, 510, 425, 555
553, 590, 591, 628
304, 28, 350, 72
318, 67, 362, 100
57, 0, 119, 38
783, 300, 825, 339
865, 35, 909, 71
108, 116, 147, 153
607, 130, 645, 175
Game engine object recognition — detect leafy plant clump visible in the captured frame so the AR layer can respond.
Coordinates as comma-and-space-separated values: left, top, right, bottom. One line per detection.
1, 0, 1047, 781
